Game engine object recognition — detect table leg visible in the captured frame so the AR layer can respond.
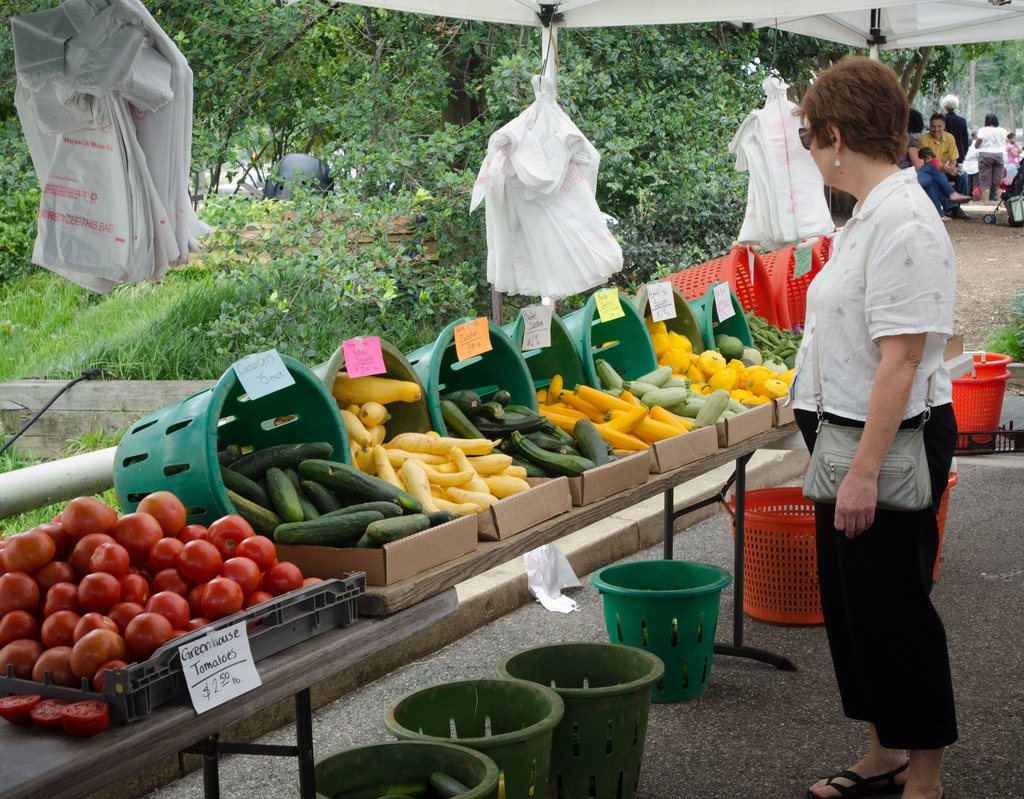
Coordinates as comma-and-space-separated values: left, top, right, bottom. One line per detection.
200, 735, 220, 799
295, 688, 316, 799
663, 490, 674, 560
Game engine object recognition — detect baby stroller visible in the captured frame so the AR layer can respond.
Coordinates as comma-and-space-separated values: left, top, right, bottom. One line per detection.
984, 166, 1024, 227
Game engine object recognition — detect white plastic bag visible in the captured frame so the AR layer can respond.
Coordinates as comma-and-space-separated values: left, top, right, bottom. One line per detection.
524, 543, 581, 614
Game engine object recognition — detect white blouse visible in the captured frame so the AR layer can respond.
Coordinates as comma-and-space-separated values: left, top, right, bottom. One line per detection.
789, 169, 955, 421
977, 126, 1008, 155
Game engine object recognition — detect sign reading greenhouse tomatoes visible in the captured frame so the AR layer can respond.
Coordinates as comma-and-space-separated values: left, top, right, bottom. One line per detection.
179, 621, 261, 713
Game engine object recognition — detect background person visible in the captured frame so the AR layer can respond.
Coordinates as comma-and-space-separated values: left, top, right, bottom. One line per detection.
941, 94, 970, 172
794, 55, 957, 799
974, 114, 1008, 202
964, 127, 980, 197
1005, 130, 1020, 184
918, 113, 969, 218
915, 146, 972, 221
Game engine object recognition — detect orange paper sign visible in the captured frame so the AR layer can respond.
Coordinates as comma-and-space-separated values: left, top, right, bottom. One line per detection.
455, 317, 492, 361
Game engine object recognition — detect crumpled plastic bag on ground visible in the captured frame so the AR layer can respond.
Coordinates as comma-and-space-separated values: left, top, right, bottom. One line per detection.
524, 543, 581, 614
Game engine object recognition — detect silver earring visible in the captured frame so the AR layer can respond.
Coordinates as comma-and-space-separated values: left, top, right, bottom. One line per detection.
834, 152, 841, 167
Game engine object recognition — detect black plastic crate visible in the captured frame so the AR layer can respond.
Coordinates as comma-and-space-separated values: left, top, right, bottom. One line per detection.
0, 574, 364, 724
955, 424, 1024, 455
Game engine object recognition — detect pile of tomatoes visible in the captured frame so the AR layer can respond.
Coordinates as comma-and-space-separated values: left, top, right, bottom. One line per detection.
0, 491, 317, 735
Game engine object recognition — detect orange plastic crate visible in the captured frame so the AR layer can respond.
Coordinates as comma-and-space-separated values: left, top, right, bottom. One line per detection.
934, 473, 957, 582
759, 245, 824, 330
951, 369, 1010, 449
667, 247, 780, 326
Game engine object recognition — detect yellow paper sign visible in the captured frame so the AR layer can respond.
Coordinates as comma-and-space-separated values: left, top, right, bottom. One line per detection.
454, 317, 493, 361
595, 288, 625, 322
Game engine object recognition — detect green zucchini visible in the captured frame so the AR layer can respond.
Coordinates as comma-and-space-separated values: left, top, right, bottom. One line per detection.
322, 501, 404, 519
440, 389, 481, 415
226, 489, 282, 538
505, 404, 540, 417
468, 401, 504, 420
298, 460, 423, 513
595, 358, 624, 391
512, 456, 554, 478
229, 441, 335, 480
489, 389, 512, 407
284, 468, 319, 521
635, 365, 673, 387
425, 510, 458, 526
639, 387, 691, 410
695, 389, 731, 426
525, 432, 583, 456
473, 413, 546, 435
540, 419, 576, 444
220, 466, 272, 509
300, 480, 344, 514
440, 399, 486, 439
573, 419, 612, 467
266, 467, 304, 523
511, 431, 595, 478
430, 772, 471, 798
273, 511, 384, 547
365, 513, 432, 546
622, 380, 663, 398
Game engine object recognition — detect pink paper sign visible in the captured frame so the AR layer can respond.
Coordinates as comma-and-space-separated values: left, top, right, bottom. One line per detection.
342, 336, 387, 378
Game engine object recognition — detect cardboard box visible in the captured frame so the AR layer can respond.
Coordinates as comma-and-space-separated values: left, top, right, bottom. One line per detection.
478, 477, 572, 541
715, 401, 773, 448
648, 425, 718, 473
561, 449, 651, 506
943, 334, 964, 361
275, 514, 478, 586
773, 397, 796, 426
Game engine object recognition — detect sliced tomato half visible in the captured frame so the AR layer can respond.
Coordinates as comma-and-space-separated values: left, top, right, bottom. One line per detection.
60, 700, 111, 737
29, 697, 69, 729
0, 694, 41, 724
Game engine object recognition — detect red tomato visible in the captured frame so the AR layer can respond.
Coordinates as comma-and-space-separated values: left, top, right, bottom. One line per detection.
71, 533, 117, 577
206, 515, 255, 560
201, 577, 244, 620
243, 590, 274, 609
92, 659, 127, 693
124, 612, 173, 661
70, 629, 127, 679
236, 536, 277, 572
32, 522, 75, 560
77, 572, 121, 613
72, 612, 118, 643
32, 645, 78, 687
111, 513, 164, 566
220, 557, 261, 596
147, 537, 184, 573
0, 610, 40, 647
177, 539, 222, 584
170, 629, 190, 640
0, 572, 41, 617
185, 617, 210, 631
0, 694, 41, 724
262, 562, 303, 597
32, 560, 78, 595
145, 591, 190, 630
89, 542, 130, 577
186, 582, 208, 618
0, 639, 45, 680
107, 602, 145, 635
177, 524, 208, 544
117, 573, 150, 605
150, 567, 193, 598
61, 497, 118, 539
3, 531, 56, 574
124, 564, 152, 579
61, 700, 111, 736
302, 577, 324, 586
40, 610, 81, 648
30, 698, 69, 728
137, 491, 187, 537
43, 581, 84, 617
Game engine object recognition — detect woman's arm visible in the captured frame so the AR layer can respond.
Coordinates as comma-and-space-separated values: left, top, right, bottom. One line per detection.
909, 145, 923, 170
833, 332, 927, 537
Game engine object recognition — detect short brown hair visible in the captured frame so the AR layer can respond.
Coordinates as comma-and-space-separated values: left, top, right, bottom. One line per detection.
798, 56, 909, 165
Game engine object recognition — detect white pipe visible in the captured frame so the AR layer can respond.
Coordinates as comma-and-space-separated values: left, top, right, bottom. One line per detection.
0, 447, 117, 521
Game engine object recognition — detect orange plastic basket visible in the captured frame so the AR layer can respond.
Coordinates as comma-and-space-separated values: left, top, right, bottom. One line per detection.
668, 247, 780, 326
934, 473, 957, 582
759, 245, 824, 330
951, 369, 1010, 449
728, 487, 822, 626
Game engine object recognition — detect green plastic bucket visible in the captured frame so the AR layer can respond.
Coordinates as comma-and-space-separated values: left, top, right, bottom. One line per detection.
633, 283, 706, 353
314, 338, 432, 440
313, 740, 500, 799
561, 293, 658, 389
496, 643, 664, 799
502, 310, 587, 395
688, 282, 754, 350
406, 318, 539, 436
591, 560, 731, 702
384, 677, 564, 799
113, 354, 350, 527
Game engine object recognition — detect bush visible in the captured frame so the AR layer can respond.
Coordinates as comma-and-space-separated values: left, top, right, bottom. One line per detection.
0, 119, 40, 285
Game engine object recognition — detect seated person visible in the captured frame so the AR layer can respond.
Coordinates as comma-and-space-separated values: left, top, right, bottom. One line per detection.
915, 146, 972, 220
918, 113, 971, 218
918, 146, 942, 170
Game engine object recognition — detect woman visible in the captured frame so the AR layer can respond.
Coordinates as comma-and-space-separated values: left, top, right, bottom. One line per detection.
974, 113, 1008, 202
792, 57, 958, 799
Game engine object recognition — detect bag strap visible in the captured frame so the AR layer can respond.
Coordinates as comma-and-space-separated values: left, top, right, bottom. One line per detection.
812, 331, 935, 430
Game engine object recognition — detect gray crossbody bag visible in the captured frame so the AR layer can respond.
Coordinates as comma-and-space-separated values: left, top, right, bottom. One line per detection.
802, 334, 934, 512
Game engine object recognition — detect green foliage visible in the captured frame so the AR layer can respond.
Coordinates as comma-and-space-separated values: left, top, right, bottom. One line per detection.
0, 119, 40, 284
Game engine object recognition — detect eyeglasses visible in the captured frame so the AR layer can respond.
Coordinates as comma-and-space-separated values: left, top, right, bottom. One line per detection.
798, 128, 812, 151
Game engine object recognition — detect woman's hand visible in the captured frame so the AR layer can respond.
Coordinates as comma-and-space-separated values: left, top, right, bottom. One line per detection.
834, 469, 877, 537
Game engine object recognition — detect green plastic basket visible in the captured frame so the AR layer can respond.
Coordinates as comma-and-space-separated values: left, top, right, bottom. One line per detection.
313, 740, 500, 799
406, 318, 539, 436
688, 282, 754, 350
561, 293, 658, 389
502, 310, 587, 395
384, 677, 564, 799
495, 643, 664, 799
591, 560, 731, 702
313, 338, 433, 439
113, 354, 350, 527
633, 283, 707, 353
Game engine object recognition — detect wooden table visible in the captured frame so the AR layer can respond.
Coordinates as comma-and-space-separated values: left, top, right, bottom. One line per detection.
3, 589, 459, 799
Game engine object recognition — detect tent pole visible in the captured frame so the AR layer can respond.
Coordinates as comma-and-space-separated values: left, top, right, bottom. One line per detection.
869, 43, 879, 60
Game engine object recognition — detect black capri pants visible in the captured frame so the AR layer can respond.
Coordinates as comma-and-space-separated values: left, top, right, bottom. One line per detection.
795, 404, 958, 750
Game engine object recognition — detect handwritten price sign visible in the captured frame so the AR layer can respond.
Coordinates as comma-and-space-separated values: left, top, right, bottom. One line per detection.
455, 318, 493, 361
595, 288, 625, 323
713, 283, 735, 322
342, 336, 386, 378
646, 282, 676, 323
793, 247, 813, 279
520, 305, 552, 351
232, 349, 295, 401
180, 622, 261, 714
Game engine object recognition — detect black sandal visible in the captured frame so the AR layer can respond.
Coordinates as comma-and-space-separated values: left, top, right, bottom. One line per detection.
806, 761, 909, 798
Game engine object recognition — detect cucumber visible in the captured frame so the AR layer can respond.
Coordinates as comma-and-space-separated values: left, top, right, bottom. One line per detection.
511, 431, 595, 477
217, 446, 244, 467
440, 389, 481, 415
298, 460, 423, 513
355, 533, 373, 548
365, 513, 432, 546
440, 399, 486, 439
425, 510, 458, 526
284, 468, 319, 521
572, 419, 612, 467
220, 466, 272, 509
512, 457, 553, 478
595, 358, 624, 391
489, 389, 512, 407
273, 511, 384, 547
300, 480, 344, 514
228, 441, 335, 480
226, 489, 282, 538
322, 501, 404, 518
430, 772, 471, 798
266, 467, 304, 523
468, 401, 504, 420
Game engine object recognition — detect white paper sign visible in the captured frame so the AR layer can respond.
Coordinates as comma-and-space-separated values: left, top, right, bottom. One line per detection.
520, 304, 553, 351
713, 283, 735, 322
232, 349, 295, 400
646, 282, 676, 323
180, 622, 262, 714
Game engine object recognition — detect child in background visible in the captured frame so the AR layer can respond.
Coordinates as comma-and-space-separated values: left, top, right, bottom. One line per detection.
918, 146, 942, 170
915, 145, 972, 221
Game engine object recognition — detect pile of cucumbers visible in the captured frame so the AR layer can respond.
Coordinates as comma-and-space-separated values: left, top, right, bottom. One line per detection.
218, 441, 457, 548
